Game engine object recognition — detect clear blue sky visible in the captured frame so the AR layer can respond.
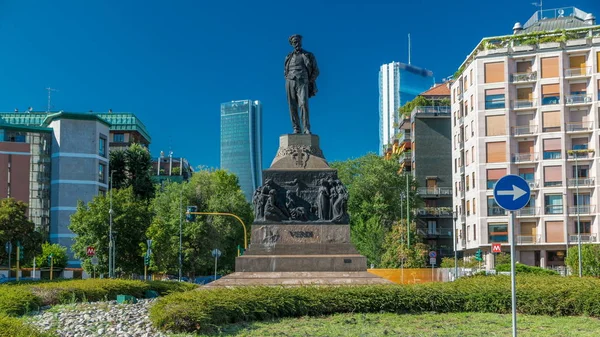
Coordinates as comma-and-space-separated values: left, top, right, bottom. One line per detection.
0, 0, 597, 169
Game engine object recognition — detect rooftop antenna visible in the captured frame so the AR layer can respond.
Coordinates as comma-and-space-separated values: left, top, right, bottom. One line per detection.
46, 87, 58, 112
408, 33, 411, 65
532, 0, 543, 17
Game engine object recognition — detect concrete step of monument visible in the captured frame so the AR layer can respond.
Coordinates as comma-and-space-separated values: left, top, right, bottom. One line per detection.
244, 243, 359, 255
202, 271, 394, 287
235, 254, 367, 272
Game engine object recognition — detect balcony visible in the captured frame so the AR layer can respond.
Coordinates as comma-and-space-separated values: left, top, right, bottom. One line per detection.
512, 152, 538, 163
459, 166, 465, 175
416, 207, 453, 218
411, 106, 451, 118
516, 207, 539, 217
568, 205, 596, 215
568, 234, 597, 243
567, 150, 594, 160
398, 132, 411, 143
416, 228, 452, 237
567, 177, 595, 187
545, 205, 564, 215
459, 188, 465, 198
457, 92, 464, 101
564, 66, 591, 77
458, 116, 464, 126
526, 180, 540, 190
510, 71, 537, 82
512, 125, 537, 136
566, 121, 593, 132
398, 151, 412, 163
565, 94, 593, 105
488, 206, 507, 217
517, 235, 542, 244
512, 99, 537, 109
416, 187, 453, 198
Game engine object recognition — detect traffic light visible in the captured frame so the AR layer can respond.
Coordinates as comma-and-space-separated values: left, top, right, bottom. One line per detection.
144, 254, 150, 266
185, 206, 197, 222
17, 241, 24, 261
475, 249, 483, 262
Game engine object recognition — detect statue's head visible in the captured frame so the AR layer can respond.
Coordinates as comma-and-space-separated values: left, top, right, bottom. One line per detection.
289, 34, 302, 51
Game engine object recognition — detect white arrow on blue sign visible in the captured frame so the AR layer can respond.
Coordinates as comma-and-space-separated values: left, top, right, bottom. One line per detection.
493, 175, 531, 211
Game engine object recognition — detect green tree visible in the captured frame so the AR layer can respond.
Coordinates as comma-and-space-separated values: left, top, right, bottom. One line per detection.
0, 198, 43, 267
331, 154, 421, 267
565, 244, 600, 277
380, 220, 427, 268
109, 144, 155, 200
69, 187, 152, 275
146, 169, 252, 277
35, 243, 68, 268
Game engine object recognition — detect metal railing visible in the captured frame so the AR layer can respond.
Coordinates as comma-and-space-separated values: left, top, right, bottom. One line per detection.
398, 132, 411, 143
512, 152, 538, 163
510, 71, 537, 82
526, 180, 540, 189
512, 99, 536, 109
488, 207, 507, 216
416, 228, 452, 237
565, 94, 593, 105
516, 207, 539, 217
512, 125, 537, 136
567, 177, 595, 187
416, 207, 453, 217
569, 205, 596, 214
565, 66, 591, 77
568, 234, 597, 243
567, 150, 594, 159
412, 106, 451, 117
545, 205, 564, 215
566, 121, 593, 132
399, 151, 412, 162
517, 235, 542, 244
416, 187, 453, 197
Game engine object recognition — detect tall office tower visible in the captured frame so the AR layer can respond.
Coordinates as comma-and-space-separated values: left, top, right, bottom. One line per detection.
379, 62, 434, 154
451, 7, 599, 270
220, 100, 263, 202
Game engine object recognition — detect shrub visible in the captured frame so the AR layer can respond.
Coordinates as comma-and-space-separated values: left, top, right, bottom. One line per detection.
0, 315, 54, 337
150, 275, 600, 334
495, 263, 558, 275
565, 244, 600, 277
0, 287, 41, 316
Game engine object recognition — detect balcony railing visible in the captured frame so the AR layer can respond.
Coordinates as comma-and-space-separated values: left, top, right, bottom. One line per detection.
567, 150, 594, 159
568, 234, 597, 243
488, 206, 507, 217
399, 151, 411, 162
512, 125, 537, 136
565, 94, 593, 105
545, 205, 564, 215
516, 207, 539, 217
458, 116, 464, 126
512, 152, 538, 163
510, 71, 537, 82
526, 180, 540, 189
412, 106, 451, 117
565, 66, 591, 77
567, 177, 595, 187
399, 132, 411, 143
512, 99, 537, 109
517, 235, 542, 244
569, 205, 596, 215
416, 228, 452, 237
416, 187, 453, 197
566, 121, 593, 132
416, 207, 453, 217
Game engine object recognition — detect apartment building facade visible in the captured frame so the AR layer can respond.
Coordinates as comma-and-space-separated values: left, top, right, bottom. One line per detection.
452, 7, 600, 269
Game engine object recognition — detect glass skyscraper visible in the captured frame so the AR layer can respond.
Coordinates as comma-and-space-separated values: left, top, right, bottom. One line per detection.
379, 62, 434, 154
220, 100, 263, 201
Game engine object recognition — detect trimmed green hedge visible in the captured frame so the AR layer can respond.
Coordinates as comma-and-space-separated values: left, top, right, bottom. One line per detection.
0, 315, 55, 337
150, 275, 600, 334
0, 279, 196, 316
496, 263, 559, 275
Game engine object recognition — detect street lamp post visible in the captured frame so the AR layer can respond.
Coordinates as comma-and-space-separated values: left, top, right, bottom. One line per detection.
575, 154, 582, 277
452, 211, 458, 280
109, 170, 115, 278
179, 186, 183, 281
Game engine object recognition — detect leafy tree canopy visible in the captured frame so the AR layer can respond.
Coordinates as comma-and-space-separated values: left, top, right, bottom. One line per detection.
109, 143, 155, 200
0, 198, 43, 267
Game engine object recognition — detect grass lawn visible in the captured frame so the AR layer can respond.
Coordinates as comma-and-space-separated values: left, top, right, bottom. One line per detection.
184, 312, 600, 337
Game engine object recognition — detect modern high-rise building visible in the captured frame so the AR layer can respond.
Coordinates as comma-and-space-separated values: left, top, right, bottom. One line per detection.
451, 7, 599, 270
379, 62, 435, 154
220, 100, 262, 202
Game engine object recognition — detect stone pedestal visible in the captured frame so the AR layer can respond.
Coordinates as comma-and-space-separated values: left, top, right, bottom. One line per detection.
207, 134, 391, 287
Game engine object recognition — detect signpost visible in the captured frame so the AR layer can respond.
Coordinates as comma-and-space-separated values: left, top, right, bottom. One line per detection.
494, 174, 531, 337
5, 242, 12, 277
48, 254, 54, 281
16, 241, 22, 281
145, 240, 152, 281
429, 251, 437, 280
211, 248, 221, 281
91, 256, 98, 278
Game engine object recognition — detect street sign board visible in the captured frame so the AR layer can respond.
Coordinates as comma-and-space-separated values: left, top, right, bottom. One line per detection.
5, 241, 12, 255
429, 251, 437, 258
147, 240, 152, 248
91, 257, 99, 265
493, 175, 531, 211
211, 249, 222, 258
86, 246, 95, 256
492, 243, 502, 253
430, 257, 436, 265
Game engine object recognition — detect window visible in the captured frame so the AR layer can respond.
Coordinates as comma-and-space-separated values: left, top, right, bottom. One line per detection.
543, 166, 562, 187
473, 225, 477, 240
99, 137, 106, 157
571, 138, 588, 151
487, 196, 506, 216
597, 52, 600, 73
470, 69, 473, 86
472, 173, 475, 189
486, 115, 506, 136
487, 168, 506, 189
466, 175, 470, 190
516, 61, 532, 74
465, 125, 469, 140
472, 198, 476, 215
466, 200, 471, 215
541, 57, 559, 78
470, 121, 474, 136
515, 87, 534, 108
98, 163, 106, 183
568, 55, 586, 76
573, 165, 589, 178
544, 194, 563, 214
427, 221, 437, 235
545, 221, 564, 243
113, 133, 125, 142
471, 146, 475, 163
470, 95, 473, 111
574, 221, 591, 234
486, 141, 506, 163
542, 111, 560, 132
543, 138, 562, 159
541, 84, 560, 105
485, 88, 505, 109
489, 223, 508, 243
484, 62, 504, 83
519, 168, 534, 183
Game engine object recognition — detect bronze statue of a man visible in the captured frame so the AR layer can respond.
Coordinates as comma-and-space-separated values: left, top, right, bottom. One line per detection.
284, 34, 319, 134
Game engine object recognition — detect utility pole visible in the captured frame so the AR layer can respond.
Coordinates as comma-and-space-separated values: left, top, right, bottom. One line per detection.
46, 87, 58, 112
575, 153, 582, 277
179, 186, 183, 281
109, 170, 115, 278
406, 174, 410, 248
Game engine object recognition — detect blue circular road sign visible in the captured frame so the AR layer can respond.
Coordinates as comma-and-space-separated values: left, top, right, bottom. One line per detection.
493, 175, 531, 211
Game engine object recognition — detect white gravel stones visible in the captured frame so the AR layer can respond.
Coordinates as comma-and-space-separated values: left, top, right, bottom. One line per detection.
27, 299, 175, 337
